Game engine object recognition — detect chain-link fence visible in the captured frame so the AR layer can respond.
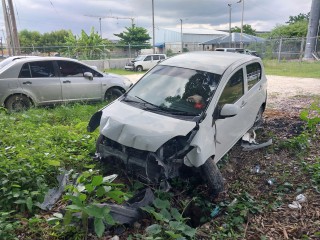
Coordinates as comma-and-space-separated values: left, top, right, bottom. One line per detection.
1, 36, 319, 62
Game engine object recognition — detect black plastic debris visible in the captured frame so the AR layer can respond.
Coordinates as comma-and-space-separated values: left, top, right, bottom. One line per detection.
36, 170, 70, 210
96, 188, 155, 226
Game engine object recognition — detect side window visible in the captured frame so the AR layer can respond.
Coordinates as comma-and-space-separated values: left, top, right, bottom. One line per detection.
160, 55, 165, 60
144, 56, 152, 61
19, 63, 31, 78
57, 61, 102, 78
153, 55, 160, 61
19, 61, 55, 78
246, 62, 261, 90
218, 69, 244, 106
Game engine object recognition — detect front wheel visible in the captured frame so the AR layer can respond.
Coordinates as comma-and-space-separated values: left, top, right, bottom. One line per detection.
105, 88, 123, 102
136, 66, 143, 72
5, 94, 32, 112
201, 157, 224, 197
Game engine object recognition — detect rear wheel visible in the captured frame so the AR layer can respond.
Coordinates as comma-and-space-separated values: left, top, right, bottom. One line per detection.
201, 157, 224, 197
5, 94, 32, 112
105, 88, 123, 102
253, 106, 264, 127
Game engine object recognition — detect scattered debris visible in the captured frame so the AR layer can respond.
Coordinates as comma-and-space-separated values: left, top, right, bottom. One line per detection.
296, 193, 307, 203
36, 170, 71, 210
94, 188, 155, 227
210, 206, 220, 218
267, 178, 275, 186
288, 194, 307, 210
241, 129, 273, 151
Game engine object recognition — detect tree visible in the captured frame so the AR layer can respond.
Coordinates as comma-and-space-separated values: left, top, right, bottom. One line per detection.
266, 12, 310, 38
19, 30, 42, 53
286, 13, 310, 25
114, 25, 151, 51
39, 30, 70, 55
231, 24, 256, 36
64, 27, 112, 59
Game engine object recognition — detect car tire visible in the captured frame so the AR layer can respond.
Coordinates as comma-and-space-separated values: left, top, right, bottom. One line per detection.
136, 66, 143, 72
201, 157, 224, 197
253, 106, 264, 127
105, 88, 123, 102
5, 94, 32, 112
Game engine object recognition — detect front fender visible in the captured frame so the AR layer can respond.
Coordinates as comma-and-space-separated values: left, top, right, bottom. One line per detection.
87, 110, 103, 132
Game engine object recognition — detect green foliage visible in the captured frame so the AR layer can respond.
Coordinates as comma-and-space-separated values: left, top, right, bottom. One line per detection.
231, 24, 256, 36
19, 29, 69, 54
49, 169, 129, 237
0, 103, 104, 232
0, 211, 20, 240
114, 24, 151, 50
141, 198, 197, 239
211, 192, 264, 239
64, 27, 112, 60
286, 12, 310, 25
267, 21, 308, 38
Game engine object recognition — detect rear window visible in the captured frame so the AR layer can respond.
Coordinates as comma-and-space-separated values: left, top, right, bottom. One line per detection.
19, 61, 56, 78
246, 62, 262, 90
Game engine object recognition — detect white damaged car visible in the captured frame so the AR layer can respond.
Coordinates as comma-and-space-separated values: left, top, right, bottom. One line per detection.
88, 51, 267, 196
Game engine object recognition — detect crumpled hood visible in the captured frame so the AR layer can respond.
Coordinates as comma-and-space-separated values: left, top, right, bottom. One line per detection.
100, 101, 196, 152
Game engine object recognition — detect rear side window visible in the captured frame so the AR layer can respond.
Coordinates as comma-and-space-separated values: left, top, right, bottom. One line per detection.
218, 68, 244, 105
19, 61, 55, 78
246, 62, 261, 90
160, 55, 166, 60
57, 61, 102, 77
153, 55, 160, 61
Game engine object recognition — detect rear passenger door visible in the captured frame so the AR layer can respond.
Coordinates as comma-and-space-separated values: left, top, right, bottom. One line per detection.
244, 62, 264, 121
57, 60, 102, 102
19, 61, 62, 104
151, 55, 160, 68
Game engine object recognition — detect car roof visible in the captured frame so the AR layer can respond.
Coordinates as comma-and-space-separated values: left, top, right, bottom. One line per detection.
12, 56, 80, 63
160, 51, 258, 75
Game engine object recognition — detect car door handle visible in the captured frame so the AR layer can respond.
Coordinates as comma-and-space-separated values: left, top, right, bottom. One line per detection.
22, 81, 32, 85
63, 80, 71, 83
240, 101, 247, 108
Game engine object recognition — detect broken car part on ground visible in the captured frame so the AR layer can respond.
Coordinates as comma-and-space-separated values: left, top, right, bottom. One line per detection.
88, 51, 268, 196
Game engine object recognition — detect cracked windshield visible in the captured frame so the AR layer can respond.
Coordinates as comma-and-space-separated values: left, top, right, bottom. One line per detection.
126, 65, 221, 115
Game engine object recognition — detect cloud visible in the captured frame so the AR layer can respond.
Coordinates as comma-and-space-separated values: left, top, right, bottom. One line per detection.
0, 0, 312, 39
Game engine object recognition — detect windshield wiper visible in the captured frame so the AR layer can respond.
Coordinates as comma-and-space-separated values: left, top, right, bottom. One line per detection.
135, 96, 198, 116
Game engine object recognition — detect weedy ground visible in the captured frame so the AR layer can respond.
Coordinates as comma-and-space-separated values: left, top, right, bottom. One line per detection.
0, 95, 319, 240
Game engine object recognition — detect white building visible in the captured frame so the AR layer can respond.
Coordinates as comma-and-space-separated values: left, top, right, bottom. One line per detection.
151, 28, 227, 54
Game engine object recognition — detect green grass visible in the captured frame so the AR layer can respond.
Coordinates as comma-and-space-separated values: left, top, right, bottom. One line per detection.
263, 60, 320, 78
105, 68, 141, 75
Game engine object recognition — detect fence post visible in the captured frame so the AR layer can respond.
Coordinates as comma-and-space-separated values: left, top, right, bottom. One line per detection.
277, 38, 283, 62
129, 43, 131, 58
299, 37, 305, 62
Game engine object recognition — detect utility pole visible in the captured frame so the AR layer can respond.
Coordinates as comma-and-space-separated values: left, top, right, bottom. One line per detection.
228, 4, 232, 48
1, 0, 20, 55
7, 0, 20, 54
152, 0, 155, 54
2, 0, 12, 55
85, 15, 135, 38
304, 0, 320, 60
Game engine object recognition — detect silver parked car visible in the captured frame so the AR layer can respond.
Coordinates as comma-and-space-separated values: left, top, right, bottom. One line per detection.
0, 57, 132, 111
88, 51, 267, 196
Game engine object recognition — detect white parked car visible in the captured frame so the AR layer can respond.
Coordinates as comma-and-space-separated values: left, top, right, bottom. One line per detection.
88, 51, 267, 196
125, 54, 167, 72
0, 56, 132, 111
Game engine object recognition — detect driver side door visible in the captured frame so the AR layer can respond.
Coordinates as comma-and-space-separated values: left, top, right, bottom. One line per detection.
214, 67, 251, 162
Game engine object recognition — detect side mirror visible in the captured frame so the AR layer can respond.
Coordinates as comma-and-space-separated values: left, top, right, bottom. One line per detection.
84, 72, 93, 80
220, 104, 239, 118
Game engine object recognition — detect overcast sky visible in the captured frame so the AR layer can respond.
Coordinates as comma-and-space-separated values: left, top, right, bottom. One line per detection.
0, 0, 313, 40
